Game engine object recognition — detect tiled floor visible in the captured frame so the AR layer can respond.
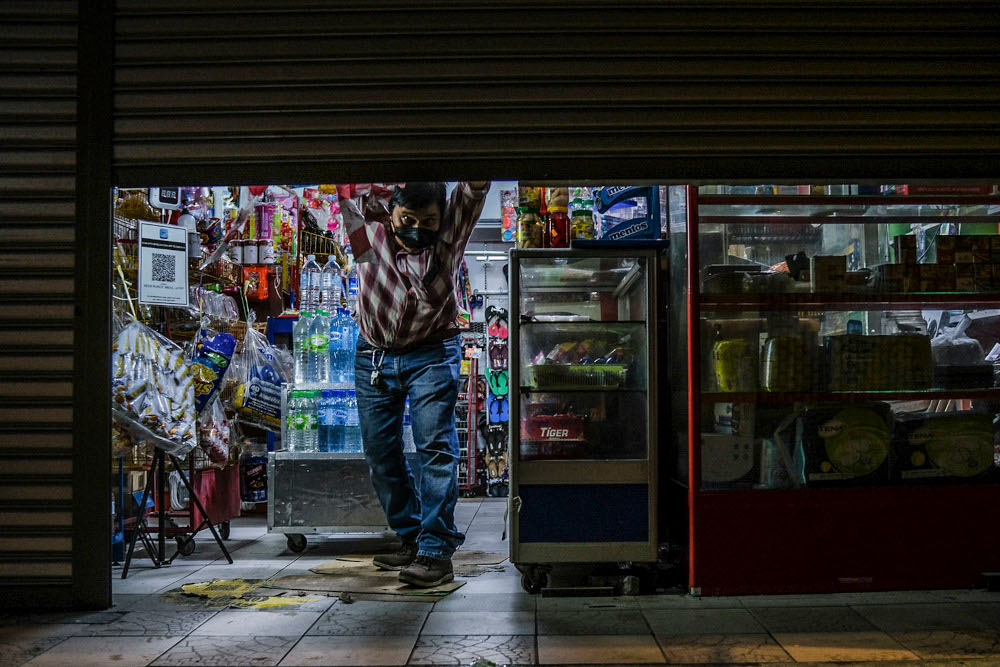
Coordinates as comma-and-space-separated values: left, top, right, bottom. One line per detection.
5, 498, 1000, 665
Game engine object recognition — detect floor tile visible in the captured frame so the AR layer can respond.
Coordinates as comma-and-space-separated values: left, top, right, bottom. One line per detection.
0, 610, 124, 626
75, 610, 216, 636
836, 590, 946, 605
112, 594, 151, 611
191, 610, 321, 637
151, 635, 297, 666
0, 625, 78, 667
124, 591, 234, 613
638, 595, 742, 609
537, 596, 639, 610
23, 635, 183, 667
308, 601, 429, 636
226, 592, 336, 614
643, 608, 764, 636
892, 629, 1000, 660
774, 630, 920, 662
173, 567, 285, 583
457, 574, 526, 595
657, 634, 791, 664
749, 605, 876, 633
281, 635, 416, 666
421, 610, 534, 635
854, 603, 992, 632
0, 624, 85, 641
931, 589, 1000, 603
739, 593, 846, 607
409, 635, 535, 665
432, 592, 535, 612
537, 609, 647, 636
113, 566, 207, 595
537, 634, 665, 664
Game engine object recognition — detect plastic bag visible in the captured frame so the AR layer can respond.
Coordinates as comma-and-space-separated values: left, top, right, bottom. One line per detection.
111, 320, 197, 456
931, 314, 986, 366
188, 325, 238, 414
232, 318, 287, 432
198, 396, 231, 466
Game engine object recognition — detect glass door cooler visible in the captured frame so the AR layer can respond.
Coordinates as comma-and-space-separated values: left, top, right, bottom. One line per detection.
509, 248, 661, 592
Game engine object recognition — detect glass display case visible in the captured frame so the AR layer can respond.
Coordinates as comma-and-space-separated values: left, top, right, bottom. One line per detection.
679, 185, 1000, 595
509, 248, 662, 588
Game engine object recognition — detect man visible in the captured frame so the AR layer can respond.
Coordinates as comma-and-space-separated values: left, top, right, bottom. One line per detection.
341, 181, 490, 587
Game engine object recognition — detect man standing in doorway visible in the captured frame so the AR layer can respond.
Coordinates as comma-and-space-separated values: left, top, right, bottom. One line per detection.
341, 182, 490, 587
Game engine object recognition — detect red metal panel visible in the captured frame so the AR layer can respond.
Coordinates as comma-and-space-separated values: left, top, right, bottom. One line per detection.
686, 185, 701, 591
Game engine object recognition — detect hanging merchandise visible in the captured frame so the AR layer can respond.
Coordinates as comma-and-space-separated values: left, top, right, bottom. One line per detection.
500, 189, 517, 243
188, 327, 238, 414
111, 320, 198, 456
243, 266, 270, 301
483, 304, 510, 496
198, 396, 231, 466
233, 317, 288, 432
239, 439, 268, 502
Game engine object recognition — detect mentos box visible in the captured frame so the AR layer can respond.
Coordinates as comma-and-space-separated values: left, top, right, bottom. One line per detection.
593, 186, 661, 240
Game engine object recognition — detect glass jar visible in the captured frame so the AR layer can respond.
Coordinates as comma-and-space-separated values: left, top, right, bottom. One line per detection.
547, 206, 570, 248
516, 206, 545, 249
571, 208, 595, 241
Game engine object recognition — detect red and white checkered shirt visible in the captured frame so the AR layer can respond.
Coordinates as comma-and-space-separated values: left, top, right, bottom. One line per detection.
344, 182, 489, 350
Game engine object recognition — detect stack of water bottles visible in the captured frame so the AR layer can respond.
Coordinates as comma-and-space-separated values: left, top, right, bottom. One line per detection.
287, 254, 363, 453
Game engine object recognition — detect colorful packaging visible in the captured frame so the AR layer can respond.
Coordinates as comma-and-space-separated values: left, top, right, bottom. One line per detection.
793, 403, 892, 487
592, 186, 660, 240
893, 413, 997, 483
189, 328, 237, 414
233, 324, 287, 432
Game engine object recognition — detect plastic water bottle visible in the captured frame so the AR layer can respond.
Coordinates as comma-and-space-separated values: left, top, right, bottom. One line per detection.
287, 391, 304, 451
340, 308, 356, 384
317, 390, 334, 452
345, 263, 359, 315
320, 257, 342, 312
302, 391, 319, 451
300, 254, 322, 312
344, 390, 361, 452
310, 310, 331, 383
402, 397, 415, 452
328, 309, 344, 383
331, 390, 348, 452
292, 313, 312, 384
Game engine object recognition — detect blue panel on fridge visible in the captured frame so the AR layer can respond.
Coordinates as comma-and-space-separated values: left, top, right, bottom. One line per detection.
518, 484, 648, 542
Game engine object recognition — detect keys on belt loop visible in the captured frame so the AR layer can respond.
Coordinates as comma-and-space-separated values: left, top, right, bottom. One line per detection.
370, 349, 387, 391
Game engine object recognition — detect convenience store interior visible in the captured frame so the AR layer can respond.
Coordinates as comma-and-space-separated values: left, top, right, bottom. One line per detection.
11, 181, 1000, 666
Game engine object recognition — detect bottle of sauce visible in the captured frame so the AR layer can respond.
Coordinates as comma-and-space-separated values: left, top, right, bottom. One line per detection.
547, 206, 570, 248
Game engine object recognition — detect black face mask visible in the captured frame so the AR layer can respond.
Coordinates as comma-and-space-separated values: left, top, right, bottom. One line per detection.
393, 224, 437, 251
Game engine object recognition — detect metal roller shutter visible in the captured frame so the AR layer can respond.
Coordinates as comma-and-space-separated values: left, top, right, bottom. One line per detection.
113, 0, 1000, 184
0, 0, 80, 608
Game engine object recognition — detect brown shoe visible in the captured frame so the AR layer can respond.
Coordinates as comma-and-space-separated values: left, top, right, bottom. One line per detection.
372, 542, 418, 571
399, 555, 454, 588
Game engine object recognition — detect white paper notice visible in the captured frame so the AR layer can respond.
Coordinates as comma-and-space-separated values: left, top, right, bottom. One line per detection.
138, 221, 189, 306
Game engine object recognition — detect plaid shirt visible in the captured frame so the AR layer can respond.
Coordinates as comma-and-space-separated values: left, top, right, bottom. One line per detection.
344, 183, 489, 350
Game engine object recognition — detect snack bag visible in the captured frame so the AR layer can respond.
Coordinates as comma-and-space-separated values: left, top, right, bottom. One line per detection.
233, 319, 287, 432
111, 320, 198, 456
189, 327, 238, 414
198, 396, 231, 466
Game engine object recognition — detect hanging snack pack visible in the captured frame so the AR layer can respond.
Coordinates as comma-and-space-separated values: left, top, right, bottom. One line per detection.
232, 321, 287, 431
189, 327, 238, 414
111, 320, 197, 456
198, 396, 231, 466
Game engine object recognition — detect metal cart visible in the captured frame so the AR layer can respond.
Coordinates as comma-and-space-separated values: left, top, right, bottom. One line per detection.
509, 247, 663, 593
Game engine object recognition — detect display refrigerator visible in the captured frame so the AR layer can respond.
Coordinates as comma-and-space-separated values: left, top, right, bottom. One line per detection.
509, 247, 663, 593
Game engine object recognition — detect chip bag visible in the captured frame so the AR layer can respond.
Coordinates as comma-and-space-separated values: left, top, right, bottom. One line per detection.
189, 326, 238, 414
232, 318, 286, 432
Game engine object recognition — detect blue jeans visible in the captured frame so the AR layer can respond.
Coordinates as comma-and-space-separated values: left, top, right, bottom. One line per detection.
355, 335, 465, 559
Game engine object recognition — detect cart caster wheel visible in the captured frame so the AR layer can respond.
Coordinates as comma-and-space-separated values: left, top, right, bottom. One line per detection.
521, 571, 547, 595
287, 534, 307, 553
176, 536, 196, 557
219, 521, 231, 540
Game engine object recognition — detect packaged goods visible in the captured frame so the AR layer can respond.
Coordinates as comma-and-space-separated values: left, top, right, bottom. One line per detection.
956, 236, 975, 264
894, 234, 918, 264
894, 412, 997, 483
973, 236, 992, 263
701, 434, 757, 488
712, 338, 758, 392
544, 187, 569, 210
111, 320, 198, 456
935, 235, 956, 264
792, 403, 892, 486
918, 264, 956, 292
515, 207, 545, 249
761, 336, 814, 392
188, 328, 237, 414
547, 207, 570, 248
571, 207, 596, 241
517, 185, 542, 209
198, 396, 231, 465
519, 413, 587, 460
976, 264, 994, 291
233, 320, 288, 432
592, 186, 660, 240
990, 236, 1000, 264
873, 264, 916, 293
239, 440, 268, 502
809, 255, 846, 293
826, 334, 932, 391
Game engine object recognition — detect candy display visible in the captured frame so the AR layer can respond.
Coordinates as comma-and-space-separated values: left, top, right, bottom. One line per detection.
111, 320, 198, 456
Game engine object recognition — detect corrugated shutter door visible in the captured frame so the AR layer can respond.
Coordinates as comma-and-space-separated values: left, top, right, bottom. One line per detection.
0, 0, 77, 605
113, 1, 1000, 184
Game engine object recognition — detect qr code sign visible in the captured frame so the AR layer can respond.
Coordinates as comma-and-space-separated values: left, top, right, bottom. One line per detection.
151, 252, 176, 282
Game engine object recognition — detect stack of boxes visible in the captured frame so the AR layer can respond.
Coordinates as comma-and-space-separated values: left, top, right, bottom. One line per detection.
881, 234, 1000, 293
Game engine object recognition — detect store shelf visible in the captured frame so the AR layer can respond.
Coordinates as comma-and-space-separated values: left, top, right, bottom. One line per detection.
700, 215, 1000, 226
521, 320, 646, 325
699, 195, 1000, 206
519, 386, 646, 393
702, 387, 1000, 404
700, 292, 1000, 311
